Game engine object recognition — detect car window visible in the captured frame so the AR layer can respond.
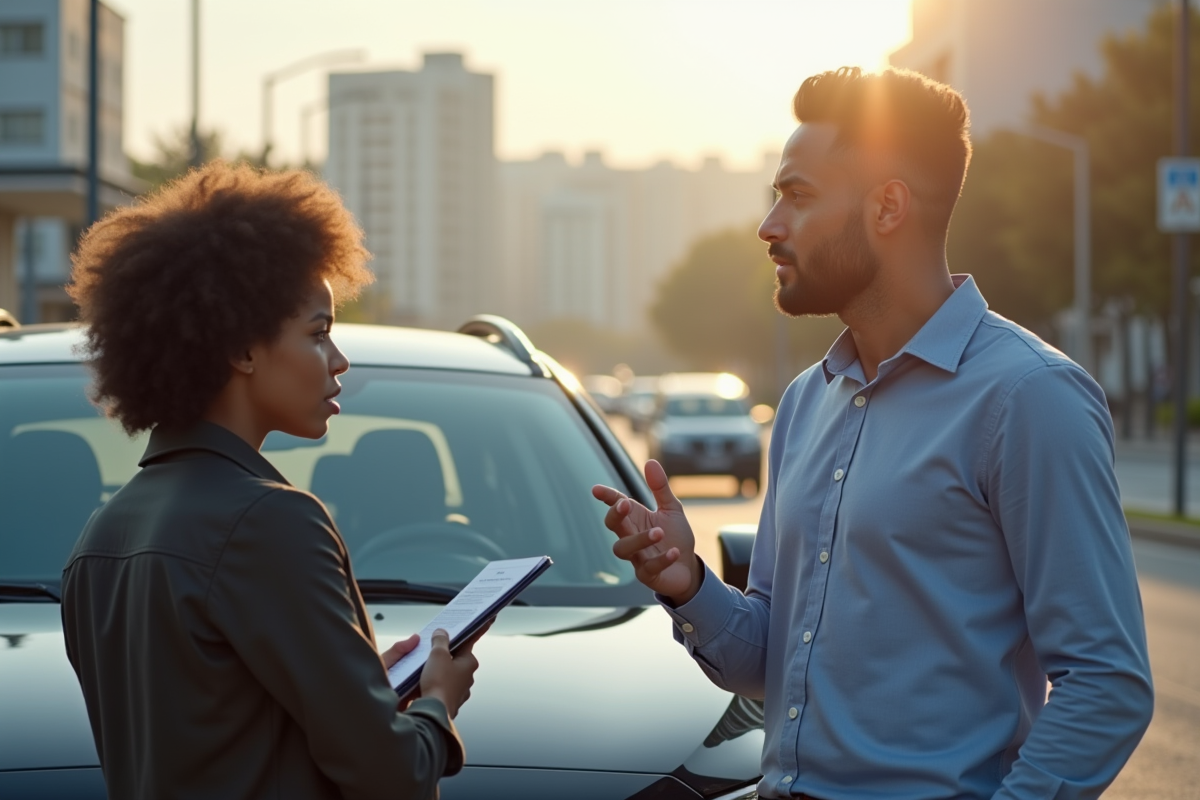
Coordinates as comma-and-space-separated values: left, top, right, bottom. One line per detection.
664, 395, 750, 417
0, 364, 644, 606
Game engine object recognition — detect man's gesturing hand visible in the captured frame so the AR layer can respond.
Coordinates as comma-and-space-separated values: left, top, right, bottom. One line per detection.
592, 459, 702, 605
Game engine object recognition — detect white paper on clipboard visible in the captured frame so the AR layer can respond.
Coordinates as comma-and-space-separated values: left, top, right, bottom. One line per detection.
386, 556, 552, 697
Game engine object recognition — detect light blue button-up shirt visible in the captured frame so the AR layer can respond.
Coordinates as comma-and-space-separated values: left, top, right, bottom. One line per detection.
664, 276, 1153, 799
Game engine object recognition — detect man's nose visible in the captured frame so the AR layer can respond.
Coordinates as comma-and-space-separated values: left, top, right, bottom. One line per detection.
758, 203, 785, 243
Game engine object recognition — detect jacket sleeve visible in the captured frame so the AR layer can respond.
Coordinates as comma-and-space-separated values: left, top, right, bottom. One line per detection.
205, 487, 464, 800
987, 364, 1153, 799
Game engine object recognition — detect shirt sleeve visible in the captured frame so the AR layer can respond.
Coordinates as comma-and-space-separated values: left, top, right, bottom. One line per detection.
987, 363, 1154, 799
656, 388, 792, 699
205, 487, 464, 800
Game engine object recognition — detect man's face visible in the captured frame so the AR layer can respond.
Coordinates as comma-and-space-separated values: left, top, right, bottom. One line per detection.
758, 123, 880, 317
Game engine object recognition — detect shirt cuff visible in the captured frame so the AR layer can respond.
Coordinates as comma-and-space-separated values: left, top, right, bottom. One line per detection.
406, 696, 466, 776
655, 557, 735, 649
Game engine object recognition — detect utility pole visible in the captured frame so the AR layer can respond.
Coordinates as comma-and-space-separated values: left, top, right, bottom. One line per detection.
189, 0, 202, 168
261, 49, 365, 167
86, 0, 99, 226
1172, 0, 1192, 516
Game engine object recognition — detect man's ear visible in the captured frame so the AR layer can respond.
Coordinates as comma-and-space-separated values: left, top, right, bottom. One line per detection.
230, 350, 255, 375
872, 179, 911, 236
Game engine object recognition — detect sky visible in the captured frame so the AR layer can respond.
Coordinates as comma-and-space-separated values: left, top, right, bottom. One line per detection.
107, 0, 913, 171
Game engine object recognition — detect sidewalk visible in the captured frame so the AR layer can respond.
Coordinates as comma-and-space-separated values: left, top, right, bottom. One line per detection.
1126, 514, 1200, 550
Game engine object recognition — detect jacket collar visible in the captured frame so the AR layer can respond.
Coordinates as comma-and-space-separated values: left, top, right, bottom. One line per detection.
140, 420, 290, 485
821, 274, 988, 385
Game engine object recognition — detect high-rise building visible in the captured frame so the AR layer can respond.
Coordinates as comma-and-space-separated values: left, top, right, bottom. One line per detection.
0, 0, 134, 320
500, 150, 776, 332
889, 0, 1164, 134
325, 54, 495, 329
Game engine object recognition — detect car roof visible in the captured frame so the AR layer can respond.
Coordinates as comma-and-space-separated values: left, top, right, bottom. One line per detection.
0, 322, 534, 376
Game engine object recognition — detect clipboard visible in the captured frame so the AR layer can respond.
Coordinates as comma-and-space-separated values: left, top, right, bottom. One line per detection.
387, 556, 553, 698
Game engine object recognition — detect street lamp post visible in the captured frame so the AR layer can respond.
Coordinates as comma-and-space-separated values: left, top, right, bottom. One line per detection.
189, 0, 201, 168
86, 0, 99, 227
261, 49, 365, 166
1171, 0, 1191, 516
1018, 125, 1092, 375
299, 98, 327, 169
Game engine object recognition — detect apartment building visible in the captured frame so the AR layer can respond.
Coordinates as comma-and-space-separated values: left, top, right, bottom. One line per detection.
0, 0, 133, 320
325, 54, 496, 329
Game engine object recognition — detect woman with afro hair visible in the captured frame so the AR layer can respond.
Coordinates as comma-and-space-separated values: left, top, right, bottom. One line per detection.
60, 161, 480, 800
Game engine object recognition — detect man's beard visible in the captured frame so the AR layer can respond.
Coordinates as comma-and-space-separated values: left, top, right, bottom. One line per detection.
772, 210, 880, 318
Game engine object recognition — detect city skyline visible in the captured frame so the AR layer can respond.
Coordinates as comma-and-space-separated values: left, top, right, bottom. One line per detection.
106, 0, 911, 170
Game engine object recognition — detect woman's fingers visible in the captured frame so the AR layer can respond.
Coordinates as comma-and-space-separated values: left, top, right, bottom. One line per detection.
381, 633, 421, 669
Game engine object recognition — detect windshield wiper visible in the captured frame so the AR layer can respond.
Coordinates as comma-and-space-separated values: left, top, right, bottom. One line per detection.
0, 581, 62, 603
356, 579, 527, 606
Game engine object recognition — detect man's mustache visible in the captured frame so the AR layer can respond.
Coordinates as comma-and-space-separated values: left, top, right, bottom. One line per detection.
768, 244, 796, 265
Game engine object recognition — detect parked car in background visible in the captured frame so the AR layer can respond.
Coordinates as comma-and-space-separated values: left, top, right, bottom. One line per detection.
582, 373, 624, 414
0, 318, 763, 800
622, 375, 661, 434
647, 373, 763, 496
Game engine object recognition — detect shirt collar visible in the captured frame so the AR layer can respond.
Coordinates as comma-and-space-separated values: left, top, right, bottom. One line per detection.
821, 274, 988, 384
139, 420, 290, 485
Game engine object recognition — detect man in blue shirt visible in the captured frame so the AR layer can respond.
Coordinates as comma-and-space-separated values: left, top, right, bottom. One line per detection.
593, 67, 1153, 799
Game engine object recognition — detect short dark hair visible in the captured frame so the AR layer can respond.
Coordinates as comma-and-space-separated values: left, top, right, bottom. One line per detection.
68, 161, 373, 434
792, 66, 972, 231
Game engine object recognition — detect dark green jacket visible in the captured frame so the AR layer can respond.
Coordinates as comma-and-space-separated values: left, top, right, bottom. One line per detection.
61, 422, 463, 800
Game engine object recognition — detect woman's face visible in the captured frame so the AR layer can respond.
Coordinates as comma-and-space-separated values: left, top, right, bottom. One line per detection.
245, 280, 349, 440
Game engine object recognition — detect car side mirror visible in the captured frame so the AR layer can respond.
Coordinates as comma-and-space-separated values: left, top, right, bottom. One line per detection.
717, 524, 757, 593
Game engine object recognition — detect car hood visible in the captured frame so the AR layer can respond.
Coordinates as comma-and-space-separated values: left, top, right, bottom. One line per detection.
657, 417, 760, 438
0, 604, 98, 771
0, 603, 763, 786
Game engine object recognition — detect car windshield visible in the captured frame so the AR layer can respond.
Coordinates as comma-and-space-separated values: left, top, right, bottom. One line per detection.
0, 364, 645, 606
663, 396, 750, 417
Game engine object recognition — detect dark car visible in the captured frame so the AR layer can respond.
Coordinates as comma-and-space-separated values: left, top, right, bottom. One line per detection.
646, 373, 764, 495
0, 318, 762, 800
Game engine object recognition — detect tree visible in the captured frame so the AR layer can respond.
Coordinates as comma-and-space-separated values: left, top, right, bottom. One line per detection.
950, 5, 1200, 330
130, 127, 278, 190
649, 225, 843, 403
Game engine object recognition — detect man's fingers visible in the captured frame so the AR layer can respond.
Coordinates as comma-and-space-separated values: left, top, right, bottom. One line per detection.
612, 527, 664, 561
430, 628, 451, 652
644, 460, 683, 512
603, 499, 642, 539
592, 484, 625, 506
637, 546, 680, 579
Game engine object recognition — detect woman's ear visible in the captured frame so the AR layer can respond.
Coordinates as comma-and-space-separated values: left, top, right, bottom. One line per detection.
230, 350, 255, 375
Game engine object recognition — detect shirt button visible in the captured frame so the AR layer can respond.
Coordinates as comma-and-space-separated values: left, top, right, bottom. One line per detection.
788, 707, 798, 719
833, 468, 844, 481
782, 776, 794, 784
681, 623, 694, 633
803, 631, 812, 643
854, 395, 866, 407
819, 551, 829, 563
